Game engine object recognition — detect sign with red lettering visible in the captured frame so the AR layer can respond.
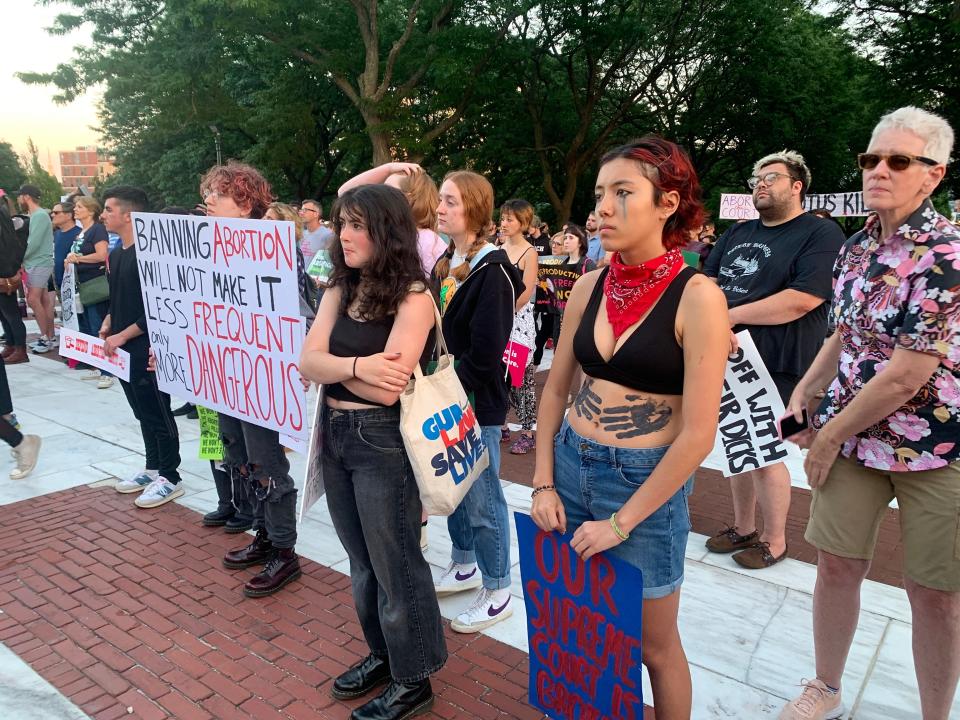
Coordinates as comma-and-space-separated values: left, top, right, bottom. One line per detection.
515, 512, 644, 720
131, 212, 308, 440
58, 328, 131, 381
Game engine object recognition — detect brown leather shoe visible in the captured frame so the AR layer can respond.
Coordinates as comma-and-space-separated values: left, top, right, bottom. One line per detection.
4, 346, 29, 365
1, 345, 13, 360
705, 526, 759, 553
733, 542, 788, 569
243, 548, 301, 597
223, 529, 273, 569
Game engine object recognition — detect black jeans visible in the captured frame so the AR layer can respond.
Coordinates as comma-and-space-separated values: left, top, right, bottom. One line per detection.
322, 405, 447, 683
119, 361, 182, 483
0, 293, 26, 347
533, 311, 554, 366
218, 415, 297, 548
0, 357, 23, 448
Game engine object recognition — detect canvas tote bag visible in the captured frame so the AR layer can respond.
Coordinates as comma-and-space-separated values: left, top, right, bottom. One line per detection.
400, 297, 489, 515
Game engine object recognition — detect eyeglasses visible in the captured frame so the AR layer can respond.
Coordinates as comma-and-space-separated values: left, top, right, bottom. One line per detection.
747, 172, 793, 190
300, 208, 319, 214
857, 153, 938, 171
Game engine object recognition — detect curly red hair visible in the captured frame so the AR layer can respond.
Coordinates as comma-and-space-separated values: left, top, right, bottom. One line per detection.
199, 162, 274, 219
600, 136, 704, 251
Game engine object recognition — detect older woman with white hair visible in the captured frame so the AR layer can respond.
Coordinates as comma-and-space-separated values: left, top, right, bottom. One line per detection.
779, 106, 960, 720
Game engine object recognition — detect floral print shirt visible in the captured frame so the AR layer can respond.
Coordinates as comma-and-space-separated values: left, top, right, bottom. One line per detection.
814, 200, 960, 472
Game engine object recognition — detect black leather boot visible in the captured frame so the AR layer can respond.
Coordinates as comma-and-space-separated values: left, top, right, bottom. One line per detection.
223, 529, 273, 569
331, 655, 391, 700
351, 679, 433, 720
203, 468, 236, 526
243, 547, 301, 597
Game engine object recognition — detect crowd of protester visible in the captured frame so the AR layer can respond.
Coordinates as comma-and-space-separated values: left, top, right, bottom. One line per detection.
1, 103, 957, 720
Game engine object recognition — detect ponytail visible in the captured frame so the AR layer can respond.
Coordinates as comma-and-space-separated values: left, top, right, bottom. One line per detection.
435, 235, 488, 283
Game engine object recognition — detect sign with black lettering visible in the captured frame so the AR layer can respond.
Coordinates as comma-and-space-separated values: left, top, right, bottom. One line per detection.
719, 192, 872, 220
712, 331, 802, 476
131, 212, 307, 441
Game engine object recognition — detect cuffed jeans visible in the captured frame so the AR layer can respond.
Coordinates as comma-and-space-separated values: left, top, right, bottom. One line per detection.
447, 425, 512, 590
218, 414, 297, 548
120, 361, 182, 483
322, 405, 447, 682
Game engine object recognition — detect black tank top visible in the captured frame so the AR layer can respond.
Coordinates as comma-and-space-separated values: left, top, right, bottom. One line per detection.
326, 314, 394, 406
573, 266, 697, 396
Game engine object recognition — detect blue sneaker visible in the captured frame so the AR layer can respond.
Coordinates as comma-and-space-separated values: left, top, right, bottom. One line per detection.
115, 470, 158, 494
134, 477, 184, 508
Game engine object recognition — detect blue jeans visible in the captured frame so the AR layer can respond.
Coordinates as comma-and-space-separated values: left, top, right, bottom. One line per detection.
322, 405, 447, 682
554, 418, 693, 599
80, 300, 111, 377
447, 425, 512, 590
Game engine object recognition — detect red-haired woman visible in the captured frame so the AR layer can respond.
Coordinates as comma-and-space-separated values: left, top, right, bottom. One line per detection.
200, 162, 303, 598
531, 137, 729, 717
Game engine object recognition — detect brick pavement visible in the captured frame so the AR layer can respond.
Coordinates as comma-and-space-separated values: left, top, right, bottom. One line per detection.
0, 484, 656, 719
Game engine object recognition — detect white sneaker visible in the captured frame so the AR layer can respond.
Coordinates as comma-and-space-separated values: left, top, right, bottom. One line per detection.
434, 561, 482, 596
115, 469, 159, 494
135, 477, 184, 508
10, 435, 41, 479
31, 337, 52, 354
81, 369, 101, 381
450, 588, 513, 633
97, 375, 114, 390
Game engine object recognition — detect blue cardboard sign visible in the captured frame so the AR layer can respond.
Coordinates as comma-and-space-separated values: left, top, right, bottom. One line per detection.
515, 512, 644, 720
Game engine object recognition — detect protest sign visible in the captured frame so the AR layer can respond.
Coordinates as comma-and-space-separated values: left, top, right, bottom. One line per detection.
58, 329, 131, 381
502, 341, 531, 387
712, 331, 802, 476
131, 212, 308, 440
536, 256, 566, 313
298, 387, 326, 523
719, 192, 871, 220
61, 265, 81, 331
516, 512, 644, 720
196, 406, 224, 461
306, 249, 333, 285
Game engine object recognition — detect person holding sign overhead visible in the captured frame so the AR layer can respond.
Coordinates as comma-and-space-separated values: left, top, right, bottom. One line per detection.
300, 184, 445, 720
201, 163, 303, 599
531, 136, 729, 719
779, 107, 960, 720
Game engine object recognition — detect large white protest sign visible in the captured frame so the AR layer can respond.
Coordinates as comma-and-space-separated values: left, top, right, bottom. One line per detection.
131, 212, 308, 440
712, 331, 802, 477
719, 192, 872, 220
58, 329, 131, 381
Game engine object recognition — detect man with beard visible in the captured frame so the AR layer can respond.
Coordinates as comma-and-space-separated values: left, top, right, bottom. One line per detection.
702, 150, 844, 569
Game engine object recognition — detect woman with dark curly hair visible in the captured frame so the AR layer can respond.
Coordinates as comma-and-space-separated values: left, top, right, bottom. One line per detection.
300, 184, 445, 720
531, 136, 729, 717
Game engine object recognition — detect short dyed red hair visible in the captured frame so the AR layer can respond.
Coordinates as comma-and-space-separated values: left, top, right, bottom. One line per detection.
199, 162, 274, 219
600, 136, 704, 251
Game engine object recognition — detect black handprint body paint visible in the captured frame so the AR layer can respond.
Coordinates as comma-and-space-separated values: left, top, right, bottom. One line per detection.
599, 394, 672, 439
573, 378, 602, 421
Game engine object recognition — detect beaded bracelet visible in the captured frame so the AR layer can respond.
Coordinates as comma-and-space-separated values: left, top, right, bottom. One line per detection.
609, 512, 629, 541
531, 485, 556, 499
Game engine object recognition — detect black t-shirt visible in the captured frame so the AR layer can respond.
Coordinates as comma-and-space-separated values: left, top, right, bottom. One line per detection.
703, 213, 845, 375
525, 231, 551, 257
74, 222, 109, 283
107, 243, 150, 359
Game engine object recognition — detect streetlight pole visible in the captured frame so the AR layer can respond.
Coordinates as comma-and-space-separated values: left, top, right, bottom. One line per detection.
209, 124, 222, 166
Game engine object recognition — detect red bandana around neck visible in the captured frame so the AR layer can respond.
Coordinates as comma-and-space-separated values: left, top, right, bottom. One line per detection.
604, 248, 685, 339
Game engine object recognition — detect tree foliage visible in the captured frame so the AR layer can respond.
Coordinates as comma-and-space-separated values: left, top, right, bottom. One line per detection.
21, 0, 911, 221
21, 139, 64, 208
0, 141, 27, 194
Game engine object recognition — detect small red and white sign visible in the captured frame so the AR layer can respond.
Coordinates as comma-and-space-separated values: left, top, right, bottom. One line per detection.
58, 329, 131, 382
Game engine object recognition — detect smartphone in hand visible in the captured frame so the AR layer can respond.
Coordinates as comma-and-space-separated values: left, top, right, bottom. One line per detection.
777, 409, 809, 440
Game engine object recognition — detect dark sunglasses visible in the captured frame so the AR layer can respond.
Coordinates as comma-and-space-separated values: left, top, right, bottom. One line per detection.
857, 153, 938, 171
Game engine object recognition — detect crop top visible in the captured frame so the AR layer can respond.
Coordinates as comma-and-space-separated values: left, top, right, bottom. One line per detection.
572, 266, 696, 396
326, 313, 395, 406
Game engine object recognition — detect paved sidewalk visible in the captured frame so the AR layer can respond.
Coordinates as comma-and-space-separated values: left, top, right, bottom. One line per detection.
1, 353, 953, 719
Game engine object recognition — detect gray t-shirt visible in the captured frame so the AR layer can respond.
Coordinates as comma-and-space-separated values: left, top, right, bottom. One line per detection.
301, 225, 334, 264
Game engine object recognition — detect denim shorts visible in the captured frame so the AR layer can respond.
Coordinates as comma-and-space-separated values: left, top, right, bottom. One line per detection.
554, 418, 694, 599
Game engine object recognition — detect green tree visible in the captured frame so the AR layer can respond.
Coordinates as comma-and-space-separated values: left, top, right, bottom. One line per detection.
21, 139, 63, 208
0, 141, 26, 193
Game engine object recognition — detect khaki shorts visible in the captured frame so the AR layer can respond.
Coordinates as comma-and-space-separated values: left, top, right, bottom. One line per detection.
806, 455, 960, 592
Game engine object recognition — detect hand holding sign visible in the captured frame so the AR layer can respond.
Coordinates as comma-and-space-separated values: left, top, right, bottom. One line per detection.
531, 486, 567, 534
571, 519, 626, 561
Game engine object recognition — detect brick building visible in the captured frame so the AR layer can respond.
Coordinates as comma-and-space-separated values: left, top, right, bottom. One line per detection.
58, 145, 116, 193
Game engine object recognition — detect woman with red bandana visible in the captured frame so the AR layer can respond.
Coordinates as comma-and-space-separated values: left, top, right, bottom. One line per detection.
530, 136, 729, 718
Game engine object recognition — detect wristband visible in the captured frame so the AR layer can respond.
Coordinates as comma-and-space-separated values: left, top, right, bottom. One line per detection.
610, 512, 629, 542
531, 485, 556, 499
352, 356, 358, 378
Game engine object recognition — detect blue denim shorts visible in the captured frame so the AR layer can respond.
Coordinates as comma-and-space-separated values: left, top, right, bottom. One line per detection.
554, 418, 693, 599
